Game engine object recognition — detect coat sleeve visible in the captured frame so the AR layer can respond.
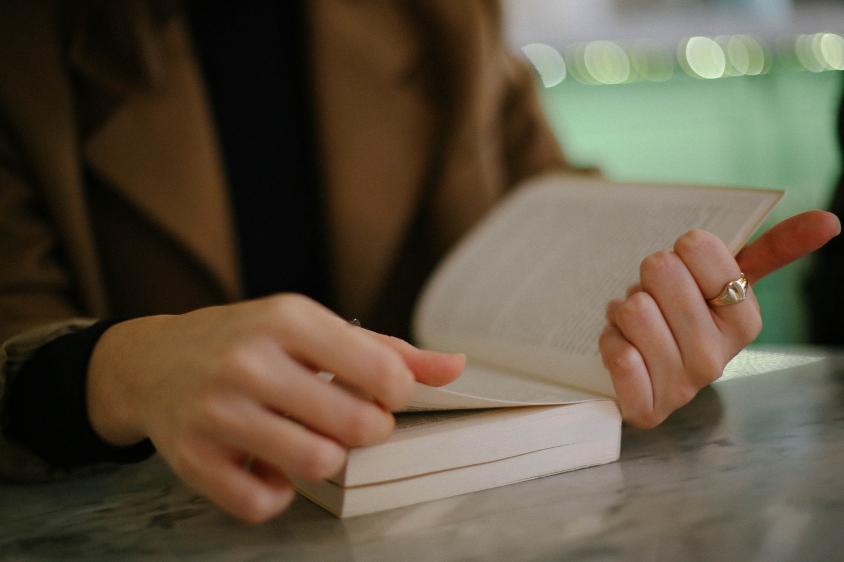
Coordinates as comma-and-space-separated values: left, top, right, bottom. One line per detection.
0, 320, 100, 482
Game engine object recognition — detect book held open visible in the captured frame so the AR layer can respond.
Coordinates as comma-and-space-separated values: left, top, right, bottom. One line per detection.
294, 176, 784, 517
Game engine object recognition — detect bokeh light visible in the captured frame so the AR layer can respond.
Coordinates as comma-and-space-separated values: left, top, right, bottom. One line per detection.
778, 33, 844, 72
563, 40, 674, 85
820, 33, 844, 70
583, 40, 630, 85
731, 36, 751, 75
565, 42, 599, 85
735, 35, 768, 75
795, 34, 826, 72
713, 35, 768, 77
521, 43, 567, 87
718, 35, 747, 76
682, 36, 726, 79
527, 31, 839, 87
630, 39, 674, 82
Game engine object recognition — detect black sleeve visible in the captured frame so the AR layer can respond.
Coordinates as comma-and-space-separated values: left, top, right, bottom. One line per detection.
3, 320, 155, 468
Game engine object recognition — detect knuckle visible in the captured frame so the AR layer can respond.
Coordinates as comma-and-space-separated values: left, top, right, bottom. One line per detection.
623, 406, 663, 430
606, 345, 642, 377
297, 441, 346, 481
597, 330, 615, 360
195, 395, 232, 431
626, 283, 642, 298
236, 491, 278, 525
674, 229, 717, 256
269, 293, 316, 326
617, 293, 653, 327
369, 353, 414, 407
269, 292, 300, 313
218, 345, 253, 378
219, 344, 273, 391
640, 250, 682, 282
635, 412, 663, 430
344, 406, 393, 446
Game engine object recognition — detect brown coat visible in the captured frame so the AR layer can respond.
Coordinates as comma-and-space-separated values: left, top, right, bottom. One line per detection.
0, 0, 569, 479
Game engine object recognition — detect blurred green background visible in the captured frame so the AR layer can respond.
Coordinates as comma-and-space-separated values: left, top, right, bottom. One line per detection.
536, 69, 843, 343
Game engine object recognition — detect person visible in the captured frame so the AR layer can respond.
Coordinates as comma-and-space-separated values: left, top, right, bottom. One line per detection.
806, 82, 844, 344
0, 0, 838, 524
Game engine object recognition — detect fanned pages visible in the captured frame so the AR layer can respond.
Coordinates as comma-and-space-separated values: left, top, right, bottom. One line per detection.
402, 361, 603, 412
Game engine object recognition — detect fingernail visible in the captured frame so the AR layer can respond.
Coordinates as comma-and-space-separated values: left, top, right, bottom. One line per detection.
450, 353, 467, 365
834, 215, 842, 237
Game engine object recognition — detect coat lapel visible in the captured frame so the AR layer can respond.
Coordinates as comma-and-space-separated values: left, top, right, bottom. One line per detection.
0, 0, 109, 316
81, 16, 242, 302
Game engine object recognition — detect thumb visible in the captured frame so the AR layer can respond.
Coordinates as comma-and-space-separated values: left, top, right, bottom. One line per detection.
736, 210, 841, 285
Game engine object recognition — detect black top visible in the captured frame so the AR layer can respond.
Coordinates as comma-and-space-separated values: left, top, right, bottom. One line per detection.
189, 0, 329, 303
4, 0, 325, 467
806, 82, 844, 345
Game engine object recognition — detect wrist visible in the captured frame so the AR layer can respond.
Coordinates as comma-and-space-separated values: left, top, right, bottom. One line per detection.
86, 316, 168, 447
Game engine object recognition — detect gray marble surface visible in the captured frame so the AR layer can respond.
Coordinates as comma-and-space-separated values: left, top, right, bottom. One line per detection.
2, 346, 844, 562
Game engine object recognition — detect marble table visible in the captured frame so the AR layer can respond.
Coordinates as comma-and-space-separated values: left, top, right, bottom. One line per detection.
2, 346, 843, 562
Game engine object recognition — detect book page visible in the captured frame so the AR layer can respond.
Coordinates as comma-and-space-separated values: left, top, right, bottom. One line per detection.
400, 360, 603, 412
413, 176, 783, 396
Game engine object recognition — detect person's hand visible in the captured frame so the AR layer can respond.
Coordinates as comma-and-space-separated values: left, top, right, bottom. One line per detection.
600, 210, 840, 428
86, 294, 464, 523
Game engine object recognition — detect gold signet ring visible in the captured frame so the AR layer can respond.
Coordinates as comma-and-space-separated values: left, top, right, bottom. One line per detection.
707, 273, 748, 307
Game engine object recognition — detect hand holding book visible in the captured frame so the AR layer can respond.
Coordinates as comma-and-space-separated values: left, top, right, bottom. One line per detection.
602, 209, 840, 429
86, 295, 464, 523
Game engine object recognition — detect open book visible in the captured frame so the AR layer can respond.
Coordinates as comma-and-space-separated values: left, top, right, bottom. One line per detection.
294, 176, 783, 517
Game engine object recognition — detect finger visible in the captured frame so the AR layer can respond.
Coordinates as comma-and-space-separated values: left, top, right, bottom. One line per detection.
605, 299, 622, 326
365, 331, 465, 387
174, 438, 296, 524
286, 378, 395, 447
673, 230, 762, 348
613, 291, 687, 415
267, 296, 415, 410
638, 247, 728, 381
203, 396, 348, 482
234, 343, 395, 446
604, 286, 642, 327
598, 324, 657, 427
736, 210, 840, 285
673, 230, 742, 302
